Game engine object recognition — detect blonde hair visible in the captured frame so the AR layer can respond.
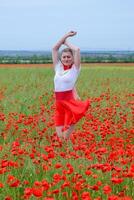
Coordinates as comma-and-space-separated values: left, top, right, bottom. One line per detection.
60, 48, 73, 57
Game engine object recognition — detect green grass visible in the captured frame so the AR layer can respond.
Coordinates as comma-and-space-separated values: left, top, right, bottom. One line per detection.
0, 66, 133, 114
0, 67, 53, 114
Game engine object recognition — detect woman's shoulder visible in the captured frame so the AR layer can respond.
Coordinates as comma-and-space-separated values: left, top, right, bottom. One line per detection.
54, 61, 62, 72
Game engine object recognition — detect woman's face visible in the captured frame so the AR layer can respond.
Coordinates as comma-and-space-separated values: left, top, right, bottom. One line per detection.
61, 52, 74, 66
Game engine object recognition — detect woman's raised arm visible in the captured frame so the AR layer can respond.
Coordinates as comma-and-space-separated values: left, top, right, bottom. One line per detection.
64, 37, 81, 69
52, 34, 68, 66
52, 31, 77, 66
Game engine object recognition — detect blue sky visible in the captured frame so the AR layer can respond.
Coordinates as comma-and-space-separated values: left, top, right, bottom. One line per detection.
0, 0, 134, 51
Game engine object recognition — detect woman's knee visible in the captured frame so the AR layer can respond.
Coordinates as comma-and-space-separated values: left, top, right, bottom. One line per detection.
56, 126, 63, 137
64, 124, 75, 139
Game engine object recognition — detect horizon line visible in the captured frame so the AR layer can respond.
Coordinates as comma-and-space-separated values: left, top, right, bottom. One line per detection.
0, 49, 134, 52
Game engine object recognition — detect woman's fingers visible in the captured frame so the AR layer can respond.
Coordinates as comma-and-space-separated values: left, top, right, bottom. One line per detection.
67, 31, 77, 37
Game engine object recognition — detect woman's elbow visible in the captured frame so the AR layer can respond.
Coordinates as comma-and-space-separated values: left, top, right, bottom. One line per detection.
52, 46, 57, 51
75, 47, 80, 52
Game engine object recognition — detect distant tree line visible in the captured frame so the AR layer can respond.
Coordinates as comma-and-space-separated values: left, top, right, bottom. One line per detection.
0, 53, 134, 64
81, 54, 134, 63
0, 55, 52, 64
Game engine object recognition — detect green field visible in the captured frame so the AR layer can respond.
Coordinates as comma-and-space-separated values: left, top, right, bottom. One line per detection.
0, 65, 134, 200
0, 66, 133, 113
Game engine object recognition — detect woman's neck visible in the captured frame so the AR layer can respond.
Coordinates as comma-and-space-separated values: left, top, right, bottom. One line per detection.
63, 63, 73, 70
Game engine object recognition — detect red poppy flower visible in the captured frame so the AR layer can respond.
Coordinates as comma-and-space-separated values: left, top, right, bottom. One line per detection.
103, 185, 112, 194
32, 187, 43, 197
111, 177, 123, 184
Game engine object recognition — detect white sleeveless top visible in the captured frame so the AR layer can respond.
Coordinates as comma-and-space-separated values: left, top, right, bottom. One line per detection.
54, 62, 81, 92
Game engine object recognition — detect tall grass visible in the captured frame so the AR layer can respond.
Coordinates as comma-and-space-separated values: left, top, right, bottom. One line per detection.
0, 66, 133, 113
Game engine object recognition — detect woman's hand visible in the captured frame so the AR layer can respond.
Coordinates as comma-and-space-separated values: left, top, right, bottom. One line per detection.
73, 87, 81, 100
63, 31, 77, 45
66, 31, 77, 38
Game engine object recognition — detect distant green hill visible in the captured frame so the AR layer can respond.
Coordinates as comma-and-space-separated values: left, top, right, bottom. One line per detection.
0, 50, 134, 63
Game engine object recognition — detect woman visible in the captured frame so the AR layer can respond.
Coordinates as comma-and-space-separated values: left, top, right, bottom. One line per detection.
52, 31, 90, 139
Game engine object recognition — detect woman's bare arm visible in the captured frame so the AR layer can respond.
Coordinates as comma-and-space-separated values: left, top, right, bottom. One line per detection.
52, 31, 77, 67
52, 34, 68, 66
64, 38, 81, 69
73, 86, 81, 100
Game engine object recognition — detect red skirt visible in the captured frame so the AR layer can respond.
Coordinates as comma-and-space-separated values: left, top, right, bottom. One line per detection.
54, 90, 90, 129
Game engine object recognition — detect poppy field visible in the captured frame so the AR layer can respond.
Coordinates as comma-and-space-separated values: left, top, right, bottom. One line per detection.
0, 65, 134, 200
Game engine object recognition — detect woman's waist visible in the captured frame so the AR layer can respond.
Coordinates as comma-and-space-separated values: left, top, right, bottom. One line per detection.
55, 90, 74, 100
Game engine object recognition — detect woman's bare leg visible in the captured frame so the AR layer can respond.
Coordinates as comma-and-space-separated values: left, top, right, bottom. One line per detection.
56, 126, 64, 138
56, 125, 75, 139
63, 124, 75, 139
